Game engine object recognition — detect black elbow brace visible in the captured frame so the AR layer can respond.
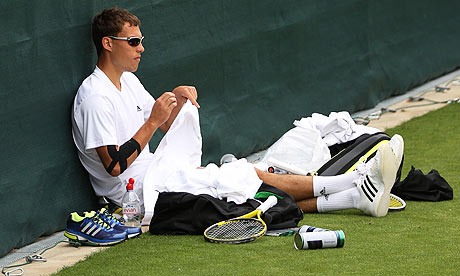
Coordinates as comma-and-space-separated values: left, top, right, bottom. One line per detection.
106, 138, 141, 174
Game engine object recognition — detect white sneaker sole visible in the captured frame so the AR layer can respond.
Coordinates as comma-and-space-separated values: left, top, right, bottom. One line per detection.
127, 232, 142, 239
388, 134, 404, 169
374, 142, 399, 217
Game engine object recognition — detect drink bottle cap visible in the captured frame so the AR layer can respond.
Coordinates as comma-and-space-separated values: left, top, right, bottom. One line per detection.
126, 178, 135, 190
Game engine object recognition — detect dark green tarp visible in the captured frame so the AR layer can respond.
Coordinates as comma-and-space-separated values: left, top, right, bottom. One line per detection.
1, 0, 460, 257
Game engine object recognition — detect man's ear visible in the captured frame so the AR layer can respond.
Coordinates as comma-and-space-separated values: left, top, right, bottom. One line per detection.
102, 37, 112, 52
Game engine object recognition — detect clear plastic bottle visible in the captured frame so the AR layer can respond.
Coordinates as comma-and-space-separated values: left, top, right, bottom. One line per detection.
122, 178, 141, 227
220, 153, 237, 165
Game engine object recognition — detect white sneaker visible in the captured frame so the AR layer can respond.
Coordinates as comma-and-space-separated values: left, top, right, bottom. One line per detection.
355, 136, 403, 217
388, 134, 404, 171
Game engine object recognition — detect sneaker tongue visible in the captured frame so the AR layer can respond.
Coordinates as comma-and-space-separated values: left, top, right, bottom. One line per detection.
355, 160, 368, 177
71, 212, 85, 222
85, 211, 96, 218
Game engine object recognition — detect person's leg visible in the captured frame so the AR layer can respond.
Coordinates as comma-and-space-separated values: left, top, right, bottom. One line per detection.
312, 171, 360, 197
354, 134, 404, 217
306, 134, 404, 216
315, 187, 360, 213
255, 168, 314, 200
255, 168, 359, 201
295, 197, 317, 212
255, 134, 404, 216
295, 187, 361, 213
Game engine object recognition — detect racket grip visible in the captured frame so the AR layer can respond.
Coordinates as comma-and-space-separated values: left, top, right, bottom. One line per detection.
257, 195, 278, 213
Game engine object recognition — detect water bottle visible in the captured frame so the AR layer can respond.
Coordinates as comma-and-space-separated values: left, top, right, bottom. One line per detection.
220, 153, 237, 165
122, 178, 141, 227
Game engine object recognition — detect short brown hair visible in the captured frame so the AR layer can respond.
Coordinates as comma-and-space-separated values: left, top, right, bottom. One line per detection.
92, 7, 141, 56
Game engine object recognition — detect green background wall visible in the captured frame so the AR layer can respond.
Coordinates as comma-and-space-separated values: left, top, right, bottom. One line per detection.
1, 0, 460, 257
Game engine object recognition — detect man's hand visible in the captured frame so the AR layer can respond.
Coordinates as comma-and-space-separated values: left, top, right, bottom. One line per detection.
97, 92, 177, 177
148, 92, 178, 127
172, 85, 200, 108
155, 86, 200, 133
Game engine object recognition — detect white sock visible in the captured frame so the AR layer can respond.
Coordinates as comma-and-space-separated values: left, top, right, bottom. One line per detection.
316, 187, 361, 213
313, 170, 360, 197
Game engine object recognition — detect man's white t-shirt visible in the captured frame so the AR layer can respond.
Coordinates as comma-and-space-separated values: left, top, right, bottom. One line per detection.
72, 66, 155, 206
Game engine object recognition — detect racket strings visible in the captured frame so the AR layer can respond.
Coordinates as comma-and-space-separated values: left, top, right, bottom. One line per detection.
389, 193, 406, 211
389, 196, 403, 207
206, 219, 265, 240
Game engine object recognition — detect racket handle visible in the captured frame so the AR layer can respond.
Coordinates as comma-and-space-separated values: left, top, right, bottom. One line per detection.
256, 195, 278, 213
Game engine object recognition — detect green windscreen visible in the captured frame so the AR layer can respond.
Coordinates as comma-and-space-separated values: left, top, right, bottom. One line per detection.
1, 0, 460, 257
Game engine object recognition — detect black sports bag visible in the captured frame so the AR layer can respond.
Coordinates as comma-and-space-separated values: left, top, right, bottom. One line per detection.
149, 183, 303, 235
316, 132, 403, 185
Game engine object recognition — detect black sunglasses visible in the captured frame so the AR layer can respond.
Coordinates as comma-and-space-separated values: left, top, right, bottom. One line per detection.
108, 36, 144, 46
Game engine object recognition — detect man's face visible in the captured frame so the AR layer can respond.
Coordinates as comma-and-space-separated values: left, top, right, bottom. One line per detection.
110, 22, 144, 73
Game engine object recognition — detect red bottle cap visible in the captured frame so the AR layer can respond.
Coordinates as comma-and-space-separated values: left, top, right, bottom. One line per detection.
126, 178, 135, 190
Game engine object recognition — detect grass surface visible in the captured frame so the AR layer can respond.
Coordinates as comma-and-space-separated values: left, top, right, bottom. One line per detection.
53, 103, 460, 276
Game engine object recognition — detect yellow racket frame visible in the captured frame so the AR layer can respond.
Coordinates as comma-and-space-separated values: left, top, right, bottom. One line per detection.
204, 196, 278, 244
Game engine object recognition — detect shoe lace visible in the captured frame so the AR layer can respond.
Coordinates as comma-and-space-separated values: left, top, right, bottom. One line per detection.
96, 209, 123, 227
90, 215, 112, 230
353, 157, 369, 185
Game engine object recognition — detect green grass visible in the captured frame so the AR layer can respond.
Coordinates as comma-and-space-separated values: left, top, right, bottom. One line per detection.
53, 103, 460, 276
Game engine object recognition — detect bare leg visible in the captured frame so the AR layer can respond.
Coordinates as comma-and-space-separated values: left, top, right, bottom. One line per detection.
255, 168, 314, 201
295, 197, 318, 213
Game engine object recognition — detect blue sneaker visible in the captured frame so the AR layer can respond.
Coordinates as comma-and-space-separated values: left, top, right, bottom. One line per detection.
64, 212, 127, 246
86, 208, 142, 239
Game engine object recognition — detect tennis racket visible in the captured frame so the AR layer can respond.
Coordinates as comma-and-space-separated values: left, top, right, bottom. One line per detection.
388, 193, 406, 211
204, 196, 278, 244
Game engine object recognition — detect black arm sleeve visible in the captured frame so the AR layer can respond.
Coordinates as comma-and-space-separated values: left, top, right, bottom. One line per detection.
106, 138, 141, 174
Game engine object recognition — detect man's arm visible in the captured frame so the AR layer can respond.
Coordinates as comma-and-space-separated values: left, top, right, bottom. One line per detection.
96, 92, 178, 176
159, 86, 200, 133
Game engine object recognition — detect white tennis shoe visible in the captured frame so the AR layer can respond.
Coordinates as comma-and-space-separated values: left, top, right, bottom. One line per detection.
388, 134, 404, 171
355, 135, 404, 217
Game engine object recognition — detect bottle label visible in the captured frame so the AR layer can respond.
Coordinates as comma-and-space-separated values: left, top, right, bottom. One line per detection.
123, 204, 140, 216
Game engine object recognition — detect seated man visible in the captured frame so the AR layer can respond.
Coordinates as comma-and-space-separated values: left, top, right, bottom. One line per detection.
72, 7, 404, 227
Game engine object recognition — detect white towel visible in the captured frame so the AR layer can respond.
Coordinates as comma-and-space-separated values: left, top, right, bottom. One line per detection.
142, 101, 262, 225
294, 111, 380, 146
